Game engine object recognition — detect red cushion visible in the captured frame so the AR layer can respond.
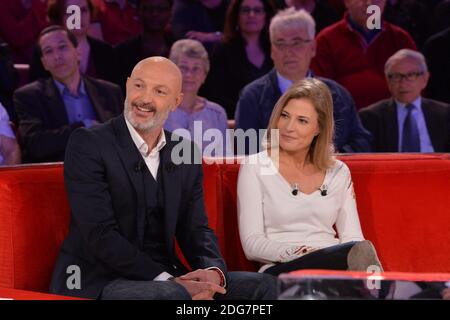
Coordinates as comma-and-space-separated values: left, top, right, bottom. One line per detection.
0, 163, 69, 292
0, 287, 85, 300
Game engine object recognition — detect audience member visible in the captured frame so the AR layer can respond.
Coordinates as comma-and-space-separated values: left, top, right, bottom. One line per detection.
432, 0, 450, 33
359, 49, 450, 152
311, 0, 416, 110
0, 102, 21, 165
383, 0, 433, 50
165, 39, 228, 155
235, 8, 372, 154
171, 0, 229, 45
115, 0, 175, 91
94, 0, 142, 45
0, 40, 18, 123
423, 27, 450, 104
30, 0, 117, 83
201, 0, 276, 118
282, 0, 340, 34
14, 26, 123, 163
0, 0, 48, 63
237, 78, 382, 275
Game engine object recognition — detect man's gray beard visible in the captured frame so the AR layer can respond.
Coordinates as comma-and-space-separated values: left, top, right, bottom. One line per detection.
124, 99, 170, 134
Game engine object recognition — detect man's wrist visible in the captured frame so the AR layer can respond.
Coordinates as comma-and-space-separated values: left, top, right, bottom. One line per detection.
207, 267, 226, 287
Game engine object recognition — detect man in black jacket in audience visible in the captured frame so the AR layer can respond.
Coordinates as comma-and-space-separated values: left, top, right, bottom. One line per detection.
14, 26, 123, 163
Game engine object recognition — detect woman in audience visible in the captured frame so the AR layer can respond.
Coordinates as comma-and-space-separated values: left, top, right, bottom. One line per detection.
201, 0, 276, 118
29, 0, 116, 83
165, 39, 229, 156
280, 0, 340, 34
0, 102, 20, 166
237, 78, 382, 276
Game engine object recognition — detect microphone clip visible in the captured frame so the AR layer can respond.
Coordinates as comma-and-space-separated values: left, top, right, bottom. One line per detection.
319, 185, 328, 197
291, 183, 299, 196
135, 160, 144, 173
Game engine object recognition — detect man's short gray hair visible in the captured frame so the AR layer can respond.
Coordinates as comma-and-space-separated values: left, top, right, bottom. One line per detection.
169, 39, 210, 74
269, 8, 316, 42
384, 49, 428, 75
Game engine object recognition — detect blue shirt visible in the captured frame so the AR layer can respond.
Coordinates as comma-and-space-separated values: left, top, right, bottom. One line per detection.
53, 79, 97, 127
347, 15, 381, 44
276, 70, 313, 94
396, 97, 434, 152
164, 98, 229, 156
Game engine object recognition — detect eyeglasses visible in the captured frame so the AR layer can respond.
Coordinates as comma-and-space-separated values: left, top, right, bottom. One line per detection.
239, 6, 265, 15
273, 38, 313, 50
179, 65, 204, 76
387, 71, 424, 82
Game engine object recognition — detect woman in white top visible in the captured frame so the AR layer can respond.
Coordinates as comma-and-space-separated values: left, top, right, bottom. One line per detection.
237, 78, 382, 276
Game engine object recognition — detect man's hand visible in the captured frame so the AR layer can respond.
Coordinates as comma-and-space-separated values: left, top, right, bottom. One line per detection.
179, 269, 222, 286
174, 277, 226, 300
442, 288, 450, 300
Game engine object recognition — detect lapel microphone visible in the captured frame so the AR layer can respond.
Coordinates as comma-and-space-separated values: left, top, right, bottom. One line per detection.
318, 185, 328, 196
135, 160, 144, 172
291, 183, 299, 196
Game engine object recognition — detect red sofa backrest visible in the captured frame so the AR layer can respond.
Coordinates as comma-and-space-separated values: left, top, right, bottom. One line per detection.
202, 154, 450, 273
0, 164, 69, 292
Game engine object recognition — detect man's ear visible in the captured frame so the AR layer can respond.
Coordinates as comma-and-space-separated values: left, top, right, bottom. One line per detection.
172, 93, 184, 111
76, 46, 82, 64
311, 39, 317, 58
40, 56, 49, 71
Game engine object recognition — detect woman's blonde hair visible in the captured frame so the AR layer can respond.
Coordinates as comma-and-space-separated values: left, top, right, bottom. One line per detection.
265, 78, 335, 171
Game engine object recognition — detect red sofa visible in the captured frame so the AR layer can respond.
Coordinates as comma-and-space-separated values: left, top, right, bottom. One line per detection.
1, 154, 450, 298
202, 153, 450, 273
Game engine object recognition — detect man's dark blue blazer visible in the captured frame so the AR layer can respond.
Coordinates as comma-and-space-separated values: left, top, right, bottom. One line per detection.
49, 115, 226, 299
235, 69, 372, 153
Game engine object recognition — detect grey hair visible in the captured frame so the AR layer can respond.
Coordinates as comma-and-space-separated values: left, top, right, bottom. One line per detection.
269, 8, 316, 42
384, 49, 428, 75
169, 39, 210, 74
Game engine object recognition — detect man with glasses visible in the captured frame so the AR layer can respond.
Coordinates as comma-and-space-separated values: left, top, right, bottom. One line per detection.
359, 49, 450, 153
235, 8, 372, 154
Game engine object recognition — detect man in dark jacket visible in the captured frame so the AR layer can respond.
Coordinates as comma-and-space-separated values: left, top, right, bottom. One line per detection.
14, 26, 123, 163
235, 8, 372, 154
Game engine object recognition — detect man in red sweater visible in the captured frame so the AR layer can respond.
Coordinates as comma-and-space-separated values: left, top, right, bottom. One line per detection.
94, 0, 142, 45
311, 0, 416, 110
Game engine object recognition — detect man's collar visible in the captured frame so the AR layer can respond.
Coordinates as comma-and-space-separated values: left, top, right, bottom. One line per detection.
125, 117, 166, 157
53, 77, 86, 97
276, 70, 313, 94
345, 12, 384, 38
395, 96, 422, 111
